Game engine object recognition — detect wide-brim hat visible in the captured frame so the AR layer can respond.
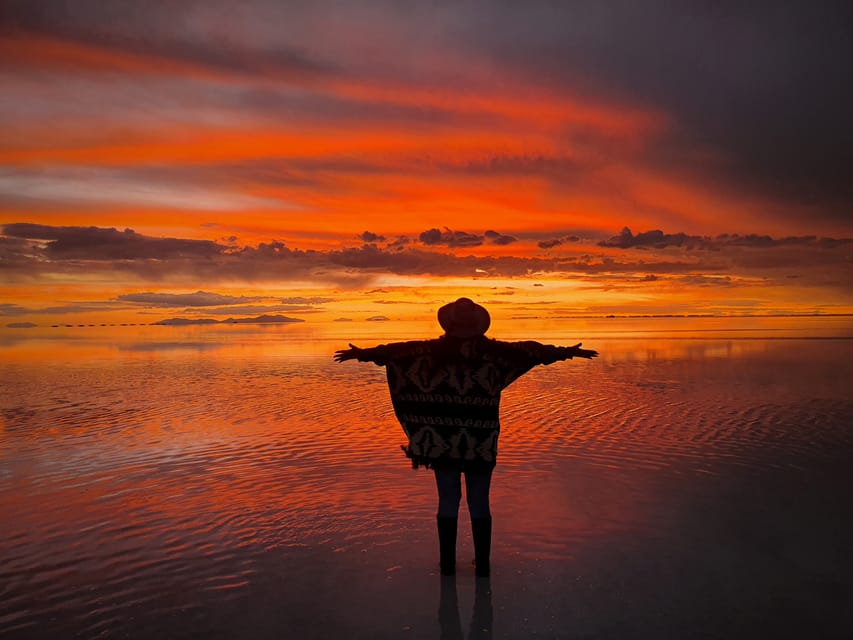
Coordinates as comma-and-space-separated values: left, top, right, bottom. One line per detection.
437, 297, 490, 338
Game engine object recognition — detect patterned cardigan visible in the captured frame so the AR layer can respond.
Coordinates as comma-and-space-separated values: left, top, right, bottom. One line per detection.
355, 335, 576, 470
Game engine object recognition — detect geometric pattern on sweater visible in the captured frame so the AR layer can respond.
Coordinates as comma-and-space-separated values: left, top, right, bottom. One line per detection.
358, 335, 570, 469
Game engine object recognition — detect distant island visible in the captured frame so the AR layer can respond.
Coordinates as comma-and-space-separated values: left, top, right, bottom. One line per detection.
6, 322, 37, 329
152, 314, 305, 326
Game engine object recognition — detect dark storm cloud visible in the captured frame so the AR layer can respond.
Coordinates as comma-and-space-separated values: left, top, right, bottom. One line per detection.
715, 234, 853, 249
419, 228, 483, 248
443, 1, 853, 220
539, 239, 563, 249
359, 231, 386, 243
325, 243, 708, 279
417, 227, 517, 248
599, 227, 711, 250
2, 223, 223, 260
538, 235, 581, 250
386, 236, 411, 251
599, 227, 852, 251
322, 243, 550, 277
1, 223, 848, 293
484, 230, 517, 246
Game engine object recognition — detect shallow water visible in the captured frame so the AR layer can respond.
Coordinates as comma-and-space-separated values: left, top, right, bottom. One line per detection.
1, 320, 852, 638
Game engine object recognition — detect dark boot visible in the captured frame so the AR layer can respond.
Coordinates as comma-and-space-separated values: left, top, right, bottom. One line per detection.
471, 516, 492, 577
437, 516, 458, 575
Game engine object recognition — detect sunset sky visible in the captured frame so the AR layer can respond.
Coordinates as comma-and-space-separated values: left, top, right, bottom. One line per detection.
1, 1, 851, 326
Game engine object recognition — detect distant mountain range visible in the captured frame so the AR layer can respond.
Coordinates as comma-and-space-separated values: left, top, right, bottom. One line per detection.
152, 314, 304, 326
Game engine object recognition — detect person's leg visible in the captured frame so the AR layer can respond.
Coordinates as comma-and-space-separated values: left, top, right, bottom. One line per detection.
435, 467, 463, 518
464, 468, 493, 577
464, 467, 492, 520
434, 467, 462, 575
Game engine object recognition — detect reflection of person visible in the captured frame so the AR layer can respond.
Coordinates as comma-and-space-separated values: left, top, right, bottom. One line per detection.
439, 574, 493, 640
335, 297, 598, 576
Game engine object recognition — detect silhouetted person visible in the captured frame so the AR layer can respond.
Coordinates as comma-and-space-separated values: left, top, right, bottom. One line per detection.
334, 297, 598, 576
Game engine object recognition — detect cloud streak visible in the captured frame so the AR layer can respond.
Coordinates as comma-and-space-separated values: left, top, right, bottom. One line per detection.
115, 291, 266, 307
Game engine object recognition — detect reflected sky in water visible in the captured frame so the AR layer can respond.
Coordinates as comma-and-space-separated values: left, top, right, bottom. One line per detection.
1, 318, 852, 638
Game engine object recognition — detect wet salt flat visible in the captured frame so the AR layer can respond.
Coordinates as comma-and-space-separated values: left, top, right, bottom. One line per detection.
1, 319, 852, 639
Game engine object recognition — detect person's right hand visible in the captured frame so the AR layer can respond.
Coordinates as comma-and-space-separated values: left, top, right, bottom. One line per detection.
333, 343, 362, 362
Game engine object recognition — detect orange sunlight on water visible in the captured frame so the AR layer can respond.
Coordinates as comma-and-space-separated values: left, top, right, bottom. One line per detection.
1, 319, 851, 637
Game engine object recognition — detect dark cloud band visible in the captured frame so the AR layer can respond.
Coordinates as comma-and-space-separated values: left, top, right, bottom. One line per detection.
1, 223, 850, 297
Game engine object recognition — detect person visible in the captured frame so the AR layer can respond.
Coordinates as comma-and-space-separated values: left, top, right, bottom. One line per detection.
334, 297, 598, 577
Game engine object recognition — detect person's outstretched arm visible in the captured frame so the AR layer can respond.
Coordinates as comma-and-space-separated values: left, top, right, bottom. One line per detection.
333, 343, 389, 365
507, 340, 598, 366
492, 340, 598, 388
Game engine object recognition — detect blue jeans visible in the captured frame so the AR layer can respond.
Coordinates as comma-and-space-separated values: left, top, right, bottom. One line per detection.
434, 466, 493, 519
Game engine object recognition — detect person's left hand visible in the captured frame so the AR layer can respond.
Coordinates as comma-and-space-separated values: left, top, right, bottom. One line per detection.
568, 342, 599, 359
334, 343, 362, 362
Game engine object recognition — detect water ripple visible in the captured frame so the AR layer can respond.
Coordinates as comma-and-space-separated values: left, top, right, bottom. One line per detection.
1, 338, 851, 636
